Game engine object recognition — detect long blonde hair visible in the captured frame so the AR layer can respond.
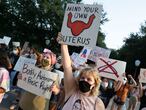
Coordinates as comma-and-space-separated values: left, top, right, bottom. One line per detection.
77, 68, 101, 96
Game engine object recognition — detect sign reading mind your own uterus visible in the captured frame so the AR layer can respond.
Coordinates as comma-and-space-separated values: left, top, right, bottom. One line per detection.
60, 3, 102, 47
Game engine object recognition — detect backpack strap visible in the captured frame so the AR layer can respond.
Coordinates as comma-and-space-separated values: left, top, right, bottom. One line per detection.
57, 95, 71, 110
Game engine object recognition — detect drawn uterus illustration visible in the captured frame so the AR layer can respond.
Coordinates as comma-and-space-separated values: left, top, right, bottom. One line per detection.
67, 12, 95, 36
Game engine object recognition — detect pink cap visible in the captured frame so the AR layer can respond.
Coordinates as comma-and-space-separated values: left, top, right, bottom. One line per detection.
43, 48, 56, 65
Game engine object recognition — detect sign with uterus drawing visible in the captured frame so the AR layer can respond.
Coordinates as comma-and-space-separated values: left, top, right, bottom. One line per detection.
96, 57, 127, 81
61, 3, 102, 47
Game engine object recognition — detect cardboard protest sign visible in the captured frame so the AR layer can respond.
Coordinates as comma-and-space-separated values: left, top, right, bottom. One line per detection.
71, 52, 79, 61
88, 46, 111, 62
60, 3, 102, 47
22, 42, 29, 50
54, 69, 64, 84
17, 64, 58, 99
139, 68, 146, 83
3, 36, 11, 46
0, 38, 4, 44
96, 57, 126, 81
12, 42, 20, 47
73, 47, 92, 67
14, 56, 36, 71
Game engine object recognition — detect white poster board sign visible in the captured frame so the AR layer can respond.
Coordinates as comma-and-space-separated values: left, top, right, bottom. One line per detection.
60, 3, 102, 47
14, 56, 36, 71
12, 42, 20, 47
139, 68, 146, 83
88, 46, 111, 62
22, 42, 29, 50
73, 47, 91, 67
0, 38, 4, 44
71, 52, 79, 61
54, 69, 64, 84
17, 64, 58, 99
96, 57, 126, 81
3, 36, 11, 46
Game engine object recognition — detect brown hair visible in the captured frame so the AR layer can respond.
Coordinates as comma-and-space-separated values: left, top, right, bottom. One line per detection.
0, 51, 12, 69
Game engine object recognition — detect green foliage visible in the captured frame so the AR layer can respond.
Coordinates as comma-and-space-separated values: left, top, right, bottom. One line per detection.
0, 0, 107, 53
118, 21, 146, 77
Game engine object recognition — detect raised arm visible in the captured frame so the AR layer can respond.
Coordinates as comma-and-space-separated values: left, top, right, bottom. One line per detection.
128, 75, 137, 86
139, 81, 143, 97
114, 80, 123, 91
59, 34, 76, 98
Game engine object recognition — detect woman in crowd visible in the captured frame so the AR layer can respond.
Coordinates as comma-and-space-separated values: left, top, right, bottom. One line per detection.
139, 81, 146, 110
17, 48, 57, 110
99, 77, 115, 108
57, 33, 105, 110
128, 85, 140, 110
110, 74, 137, 110
0, 51, 11, 103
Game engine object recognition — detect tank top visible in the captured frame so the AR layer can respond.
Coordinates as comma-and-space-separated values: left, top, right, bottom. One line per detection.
62, 90, 98, 110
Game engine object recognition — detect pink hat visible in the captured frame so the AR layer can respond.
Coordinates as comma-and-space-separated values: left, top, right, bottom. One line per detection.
43, 48, 57, 65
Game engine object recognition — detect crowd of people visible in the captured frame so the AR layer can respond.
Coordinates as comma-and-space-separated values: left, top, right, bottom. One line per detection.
0, 34, 146, 110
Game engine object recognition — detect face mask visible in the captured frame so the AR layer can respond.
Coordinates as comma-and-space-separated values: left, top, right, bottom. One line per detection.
108, 81, 113, 88
79, 80, 91, 93
101, 82, 108, 88
41, 59, 50, 67
55, 63, 61, 69
13, 50, 17, 54
123, 77, 127, 84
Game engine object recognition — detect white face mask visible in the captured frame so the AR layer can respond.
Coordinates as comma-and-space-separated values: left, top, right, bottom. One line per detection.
101, 82, 109, 88
13, 50, 18, 54
123, 77, 127, 84
73, 70, 80, 78
109, 81, 113, 88
55, 63, 61, 69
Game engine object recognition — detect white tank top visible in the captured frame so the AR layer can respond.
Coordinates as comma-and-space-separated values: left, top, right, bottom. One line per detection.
62, 90, 98, 110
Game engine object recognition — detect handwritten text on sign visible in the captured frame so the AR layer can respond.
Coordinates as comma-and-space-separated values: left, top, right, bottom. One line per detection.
14, 56, 36, 71
88, 46, 111, 62
61, 3, 102, 47
17, 64, 58, 99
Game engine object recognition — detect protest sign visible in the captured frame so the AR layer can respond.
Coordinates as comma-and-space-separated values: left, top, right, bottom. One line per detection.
60, 3, 102, 47
3, 36, 11, 46
88, 46, 111, 62
14, 56, 36, 71
22, 42, 29, 50
0, 38, 4, 44
12, 42, 20, 47
96, 57, 126, 81
139, 68, 146, 83
54, 69, 64, 84
17, 64, 58, 99
73, 47, 91, 67
71, 52, 79, 61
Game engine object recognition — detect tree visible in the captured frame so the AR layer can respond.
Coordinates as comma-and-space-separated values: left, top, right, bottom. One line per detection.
118, 21, 146, 78
0, 0, 108, 54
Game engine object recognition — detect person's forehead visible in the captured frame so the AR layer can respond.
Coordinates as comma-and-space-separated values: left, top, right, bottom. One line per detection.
43, 53, 51, 57
81, 73, 94, 78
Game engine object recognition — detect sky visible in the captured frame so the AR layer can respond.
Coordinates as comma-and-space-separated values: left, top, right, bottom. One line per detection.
82, 0, 146, 49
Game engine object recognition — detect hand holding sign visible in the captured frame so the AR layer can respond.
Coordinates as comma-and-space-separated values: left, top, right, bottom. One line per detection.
49, 83, 60, 95
57, 32, 64, 44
